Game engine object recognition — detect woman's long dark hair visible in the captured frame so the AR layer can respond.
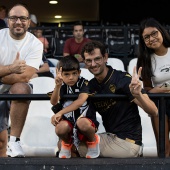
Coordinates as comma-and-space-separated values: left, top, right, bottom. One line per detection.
137, 18, 170, 80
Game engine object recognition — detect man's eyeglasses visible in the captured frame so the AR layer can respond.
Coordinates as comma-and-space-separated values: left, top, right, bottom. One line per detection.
143, 31, 159, 42
84, 57, 103, 66
8, 16, 29, 23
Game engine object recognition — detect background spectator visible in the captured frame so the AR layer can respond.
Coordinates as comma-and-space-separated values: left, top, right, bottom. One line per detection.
31, 55, 54, 79
34, 29, 49, 54
0, 5, 8, 28
63, 21, 91, 68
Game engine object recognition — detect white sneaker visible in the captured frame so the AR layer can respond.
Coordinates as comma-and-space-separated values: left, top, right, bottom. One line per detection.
7, 140, 25, 157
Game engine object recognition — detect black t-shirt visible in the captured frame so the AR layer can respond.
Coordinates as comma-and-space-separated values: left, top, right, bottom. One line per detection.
89, 66, 145, 143
60, 76, 99, 128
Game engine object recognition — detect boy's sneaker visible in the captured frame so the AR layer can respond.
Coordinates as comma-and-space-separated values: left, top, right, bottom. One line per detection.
7, 139, 25, 158
59, 141, 73, 158
86, 134, 100, 158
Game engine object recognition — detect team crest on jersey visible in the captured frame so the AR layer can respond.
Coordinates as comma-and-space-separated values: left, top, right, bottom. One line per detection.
125, 73, 131, 77
109, 84, 116, 93
84, 80, 89, 86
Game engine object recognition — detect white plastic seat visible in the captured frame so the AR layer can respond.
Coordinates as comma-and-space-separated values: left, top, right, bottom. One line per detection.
29, 77, 55, 94
49, 67, 56, 78
107, 58, 125, 71
47, 58, 59, 67
128, 58, 156, 156
127, 58, 143, 88
128, 58, 137, 76
20, 77, 58, 157
138, 107, 157, 157
80, 68, 94, 81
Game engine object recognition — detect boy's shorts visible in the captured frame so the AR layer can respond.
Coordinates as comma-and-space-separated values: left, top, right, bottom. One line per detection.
63, 117, 96, 142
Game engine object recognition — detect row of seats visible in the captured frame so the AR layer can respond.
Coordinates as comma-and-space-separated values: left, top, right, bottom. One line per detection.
47, 57, 136, 78
31, 25, 170, 70
29, 26, 140, 60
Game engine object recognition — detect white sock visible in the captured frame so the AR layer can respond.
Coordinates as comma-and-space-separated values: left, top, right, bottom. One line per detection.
10, 136, 17, 142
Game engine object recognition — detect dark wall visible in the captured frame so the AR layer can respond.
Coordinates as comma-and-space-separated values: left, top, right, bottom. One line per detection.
99, 0, 170, 25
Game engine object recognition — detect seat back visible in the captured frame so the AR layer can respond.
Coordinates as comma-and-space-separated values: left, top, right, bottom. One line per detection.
138, 107, 157, 157
80, 68, 94, 81
20, 77, 58, 157
49, 67, 56, 78
47, 58, 59, 67
128, 58, 137, 75
107, 58, 125, 71
29, 77, 55, 94
54, 38, 66, 56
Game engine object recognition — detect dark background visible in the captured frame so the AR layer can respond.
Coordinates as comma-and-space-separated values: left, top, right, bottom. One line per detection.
99, 0, 170, 25
4, 0, 170, 26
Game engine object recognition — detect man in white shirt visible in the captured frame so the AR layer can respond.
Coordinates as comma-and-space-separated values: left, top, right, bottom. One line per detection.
0, 3, 43, 157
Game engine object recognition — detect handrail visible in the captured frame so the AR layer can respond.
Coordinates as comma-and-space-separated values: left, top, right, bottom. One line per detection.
1, 93, 169, 158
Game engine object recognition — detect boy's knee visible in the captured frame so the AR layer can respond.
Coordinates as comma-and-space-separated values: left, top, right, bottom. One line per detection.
55, 123, 70, 136
76, 118, 89, 131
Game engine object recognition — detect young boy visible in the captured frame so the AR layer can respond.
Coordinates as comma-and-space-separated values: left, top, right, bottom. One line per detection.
50, 55, 100, 159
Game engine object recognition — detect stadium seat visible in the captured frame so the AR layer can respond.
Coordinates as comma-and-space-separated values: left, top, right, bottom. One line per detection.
54, 38, 66, 56
47, 58, 59, 67
138, 107, 157, 157
49, 67, 57, 78
107, 58, 125, 71
29, 77, 55, 94
20, 77, 58, 157
127, 58, 137, 75
80, 68, 94, 81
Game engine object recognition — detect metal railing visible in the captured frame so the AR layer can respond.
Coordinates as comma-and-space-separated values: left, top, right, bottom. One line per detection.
0, 93, 169, 158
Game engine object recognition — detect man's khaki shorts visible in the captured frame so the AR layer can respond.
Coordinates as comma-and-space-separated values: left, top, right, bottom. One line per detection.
78, 132, 142, 158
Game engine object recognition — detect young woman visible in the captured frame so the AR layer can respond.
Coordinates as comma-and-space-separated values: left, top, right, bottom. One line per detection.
137, 17, 170, 157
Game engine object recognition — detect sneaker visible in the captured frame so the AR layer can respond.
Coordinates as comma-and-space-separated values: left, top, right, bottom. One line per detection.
86, 134, 100, 158
59, 141, 72, 158
7, 139, 25, 158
